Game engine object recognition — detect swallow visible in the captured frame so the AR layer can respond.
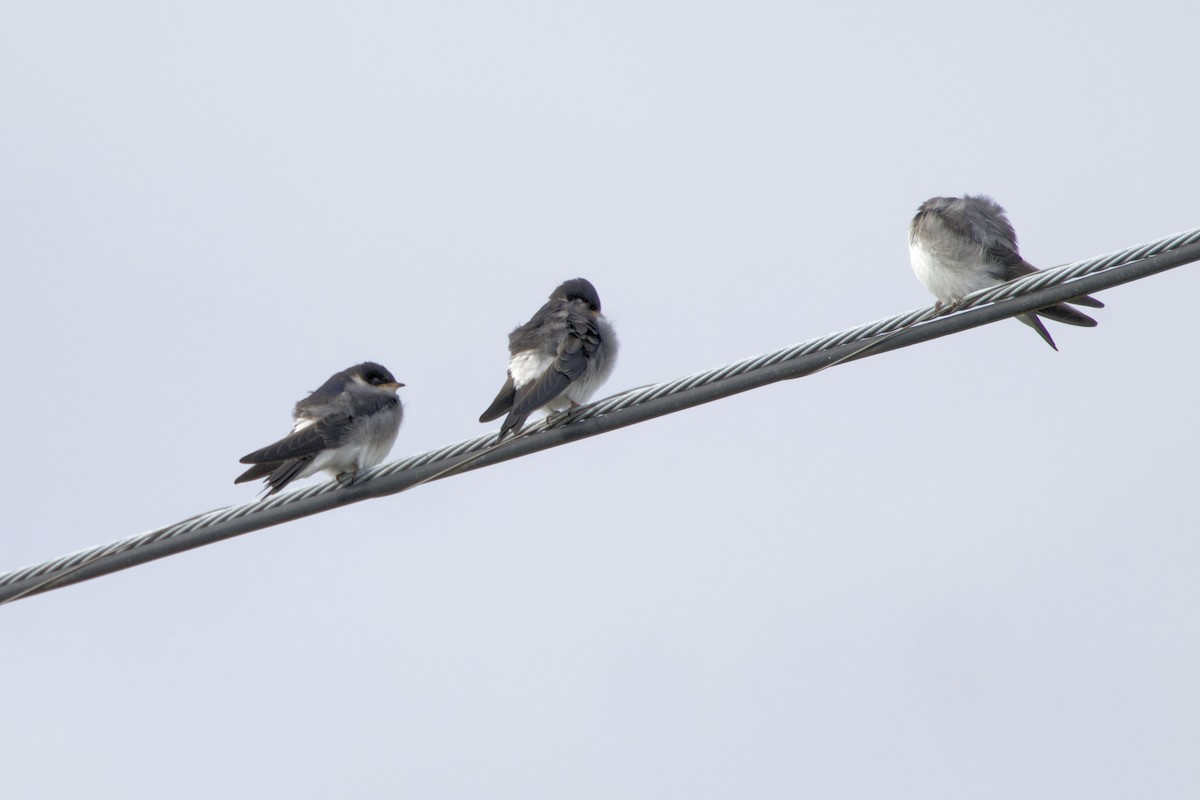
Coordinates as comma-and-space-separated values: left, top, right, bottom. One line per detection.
236, 362, 404, 495
479, 278, 618, 440
908, 194, 1104, 350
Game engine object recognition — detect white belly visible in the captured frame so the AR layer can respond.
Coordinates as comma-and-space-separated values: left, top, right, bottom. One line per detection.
303, 407, 401, 480
910, 239, 998, 303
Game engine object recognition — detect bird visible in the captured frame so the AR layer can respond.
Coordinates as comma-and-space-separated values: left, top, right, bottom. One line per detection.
908, 194, 1104, 350
479, 277, 618, 441
236, 362, 404, 495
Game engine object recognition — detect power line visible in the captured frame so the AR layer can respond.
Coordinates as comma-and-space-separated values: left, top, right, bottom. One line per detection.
2, 226, 1198, 605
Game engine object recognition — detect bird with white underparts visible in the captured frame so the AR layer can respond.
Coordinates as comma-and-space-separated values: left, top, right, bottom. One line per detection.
908, 194, 1104, 350
236, 362, 404, 495
479, 278, 618, 441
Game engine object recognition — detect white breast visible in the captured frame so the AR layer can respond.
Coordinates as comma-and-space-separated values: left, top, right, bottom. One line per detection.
909, 239, 998, 303
302, 404, 402, 481
508, 350, 556, 390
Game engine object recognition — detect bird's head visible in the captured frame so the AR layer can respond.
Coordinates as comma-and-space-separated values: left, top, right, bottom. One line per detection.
552, 277, 602, 314
354, 362, 405, 391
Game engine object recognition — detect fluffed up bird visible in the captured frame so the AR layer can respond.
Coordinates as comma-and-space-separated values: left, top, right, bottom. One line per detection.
908, 194, 1104, 350
480, 277, 618, 441
236, 362, 404, 495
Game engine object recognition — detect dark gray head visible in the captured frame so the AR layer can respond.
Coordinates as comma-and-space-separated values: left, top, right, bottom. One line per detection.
350, 362, 404, 389
551, 278, 602, 313
912, 194, 1017, 250
915, 194, 1006, 218
303, 362, 403, 405
915, 196, 955, 217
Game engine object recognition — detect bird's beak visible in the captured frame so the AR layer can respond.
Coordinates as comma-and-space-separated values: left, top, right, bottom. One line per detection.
383, 381, 405, 390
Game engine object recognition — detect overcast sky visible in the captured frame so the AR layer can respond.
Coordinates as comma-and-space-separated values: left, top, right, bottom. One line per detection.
2, 2, 1197, 798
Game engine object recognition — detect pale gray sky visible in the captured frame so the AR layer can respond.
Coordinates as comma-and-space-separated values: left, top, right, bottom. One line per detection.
2, 2, 1198, 797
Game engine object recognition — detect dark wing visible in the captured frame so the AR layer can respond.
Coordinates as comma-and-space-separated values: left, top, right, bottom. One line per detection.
1016, 305, 1097, 352
235, 413, 358, 494
235, 419, 338, 493
945, 197, 1103, 343
479, 298, 563, 425
235, 412, 362, 495
238, 423, 330, 467
1015, 312, 1059, 351
994, 257, 1104, 311
930, 197, 1023, 279
236, 376, 400, 494
1034, 304, 1098, 327
235, 457, 315, 495
998, 257, 1101, 338
500, 307, 600, 438
479, 375, 516, 423
235, 460, 288, 483
1066, 294, 1104, 309
983, 244, 1030, 283
239, 391, 398, 464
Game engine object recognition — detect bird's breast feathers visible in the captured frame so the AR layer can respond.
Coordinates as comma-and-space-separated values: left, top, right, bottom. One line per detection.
508, 349, 557, 389
306, 405, 401, 478
909, 238, 998, 303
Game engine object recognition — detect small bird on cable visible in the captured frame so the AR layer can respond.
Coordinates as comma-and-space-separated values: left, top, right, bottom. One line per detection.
908, 194, 1104, 350
480, 278, 618, 441
236, 362, 404, 495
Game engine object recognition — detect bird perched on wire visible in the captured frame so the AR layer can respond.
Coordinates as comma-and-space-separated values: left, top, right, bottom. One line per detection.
480, 277, 618, 441
908, 194, 1104, 350
236, 362, 404, 495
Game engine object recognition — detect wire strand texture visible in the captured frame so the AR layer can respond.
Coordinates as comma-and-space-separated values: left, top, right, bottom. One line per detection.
3, 226, 1199, 604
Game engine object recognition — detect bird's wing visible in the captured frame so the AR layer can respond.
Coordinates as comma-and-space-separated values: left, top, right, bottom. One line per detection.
238, 423, 332, 466
996, 258, 1105, 311
932, 199, 1025, 282
1016, 312, 1059, 351
235, 460, 286, 483
248, 388, 399, 462
235, 456, 314, 494
984, 246, 1031, 282
1034, 303, 1099, 327
1067, 293, 1104, 309
506, 306, 601, 421
479, 375, 516, 423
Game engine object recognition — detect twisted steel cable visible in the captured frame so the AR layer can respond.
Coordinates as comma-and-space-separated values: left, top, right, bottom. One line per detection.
2, 225, 1198, 604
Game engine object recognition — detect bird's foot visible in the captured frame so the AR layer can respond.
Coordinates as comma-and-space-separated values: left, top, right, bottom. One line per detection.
936, 299, 964, 316
335, 467, 359, 486
545, 409, 571, 427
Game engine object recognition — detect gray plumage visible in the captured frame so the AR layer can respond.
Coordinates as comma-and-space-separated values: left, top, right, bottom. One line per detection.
909, 194, 1103, 350
236, 362, 404, 495
479, 278, 618, 440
